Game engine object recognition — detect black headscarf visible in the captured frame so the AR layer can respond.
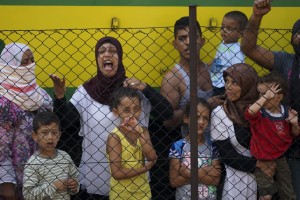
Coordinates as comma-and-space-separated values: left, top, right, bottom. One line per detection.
83, 36, 126, 105
290, 19, 300, 114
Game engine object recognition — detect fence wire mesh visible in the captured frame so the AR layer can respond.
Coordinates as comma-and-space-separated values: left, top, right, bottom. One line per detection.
0, 25, 296, 200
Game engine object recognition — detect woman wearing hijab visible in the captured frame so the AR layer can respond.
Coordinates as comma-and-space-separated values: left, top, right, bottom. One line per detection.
210, 63, 276, 199
241, 1, 300, 197
0, 43, 52, 199
50, 36, 173, 200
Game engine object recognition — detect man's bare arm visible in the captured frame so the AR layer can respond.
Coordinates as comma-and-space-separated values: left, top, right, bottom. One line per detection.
241, 0, 275, 70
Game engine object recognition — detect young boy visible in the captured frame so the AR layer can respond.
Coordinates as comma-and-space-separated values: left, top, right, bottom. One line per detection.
245, 72, 300, 200
210, 11, 248, 95
23, 111, 79, 200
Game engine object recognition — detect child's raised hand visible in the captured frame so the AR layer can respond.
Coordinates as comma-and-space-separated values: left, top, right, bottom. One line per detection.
286, 109, 299, 125
263, 83, 281, 100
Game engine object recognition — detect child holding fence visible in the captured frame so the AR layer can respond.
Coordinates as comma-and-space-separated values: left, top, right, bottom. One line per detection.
169, 99, 221, 200
106, 87, 157, 200
245, 72, 300, 200
23, 111, 79, 200
210, 11, 248, 95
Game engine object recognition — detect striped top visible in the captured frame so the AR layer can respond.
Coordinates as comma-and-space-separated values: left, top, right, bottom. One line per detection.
23, 149, 79, 200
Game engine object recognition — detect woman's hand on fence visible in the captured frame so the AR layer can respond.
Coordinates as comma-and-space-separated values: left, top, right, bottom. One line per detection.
49, 74, 66, 99
124, 77, 147, 91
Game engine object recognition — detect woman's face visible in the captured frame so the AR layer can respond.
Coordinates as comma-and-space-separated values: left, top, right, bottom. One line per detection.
97, 43, 119, 77
20, 49, 34, 66
225, 75, 241, 102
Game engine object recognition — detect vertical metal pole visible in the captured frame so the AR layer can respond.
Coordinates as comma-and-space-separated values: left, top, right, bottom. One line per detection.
189, 5, 198, 200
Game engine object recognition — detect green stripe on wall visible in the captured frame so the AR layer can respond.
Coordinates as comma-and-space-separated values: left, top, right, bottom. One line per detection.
1, 0, 299, 7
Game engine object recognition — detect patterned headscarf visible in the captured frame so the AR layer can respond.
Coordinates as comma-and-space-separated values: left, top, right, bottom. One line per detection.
223, 63, 259, 127
83, 36, 126, 105
0, 43, 50, 111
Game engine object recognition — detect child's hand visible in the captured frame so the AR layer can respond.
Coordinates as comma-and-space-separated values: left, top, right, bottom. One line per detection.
180, 162, 191, 178
263, 83, 281, 100
121, 116, 142, 134
66, 178, 78, 193
202, 165, 221, 177
52, 179, 68, 191
144, 160, 156, 171
286, 109, 298, 125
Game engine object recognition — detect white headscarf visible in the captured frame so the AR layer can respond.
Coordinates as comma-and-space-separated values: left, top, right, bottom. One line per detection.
0, 42, 51, 111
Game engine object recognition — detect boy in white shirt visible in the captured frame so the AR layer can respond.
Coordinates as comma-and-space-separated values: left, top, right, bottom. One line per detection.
210, 11, 248, 95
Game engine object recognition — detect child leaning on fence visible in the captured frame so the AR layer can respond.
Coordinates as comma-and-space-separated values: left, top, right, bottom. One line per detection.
23, 111, 79, 200
169, 98, 221, 200
245, 72, 299, 200
106, 87, 157, 200
209, 11, 248, 95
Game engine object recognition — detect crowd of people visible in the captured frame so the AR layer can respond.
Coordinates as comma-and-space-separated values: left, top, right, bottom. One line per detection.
0, 0, 300, 199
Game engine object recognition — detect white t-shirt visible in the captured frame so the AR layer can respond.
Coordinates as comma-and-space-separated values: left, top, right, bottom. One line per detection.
210, 106, 257, 200
210, 42, 245, 88
70, 85, 151, 195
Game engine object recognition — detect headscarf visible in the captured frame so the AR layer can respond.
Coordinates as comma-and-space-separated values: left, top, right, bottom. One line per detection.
83, 36, 126, 105
291, 19, 300, 56
223, 63, 259, 127
290, 19, 300, 114
0, 43, 48, 111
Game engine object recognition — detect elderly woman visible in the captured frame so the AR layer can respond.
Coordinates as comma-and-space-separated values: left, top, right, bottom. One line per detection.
50, 36, 173, 200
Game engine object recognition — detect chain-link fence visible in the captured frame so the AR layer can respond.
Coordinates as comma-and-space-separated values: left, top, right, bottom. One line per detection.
0, 24, 296, 200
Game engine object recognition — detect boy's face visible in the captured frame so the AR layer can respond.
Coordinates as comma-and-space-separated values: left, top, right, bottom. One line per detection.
32, 122, 61, 157
173, 26, 205, 61
113, 96, 142, 123
221, 17, 241, 44
257, 83, 283, 110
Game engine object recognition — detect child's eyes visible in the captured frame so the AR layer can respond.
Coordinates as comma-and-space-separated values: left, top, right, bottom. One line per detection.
197, 116, 209, 122
221, 26, 237, 32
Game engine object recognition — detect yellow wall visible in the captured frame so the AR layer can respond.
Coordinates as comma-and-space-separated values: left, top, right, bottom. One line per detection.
1, 6, 299, 87
1, 6, 299, 29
